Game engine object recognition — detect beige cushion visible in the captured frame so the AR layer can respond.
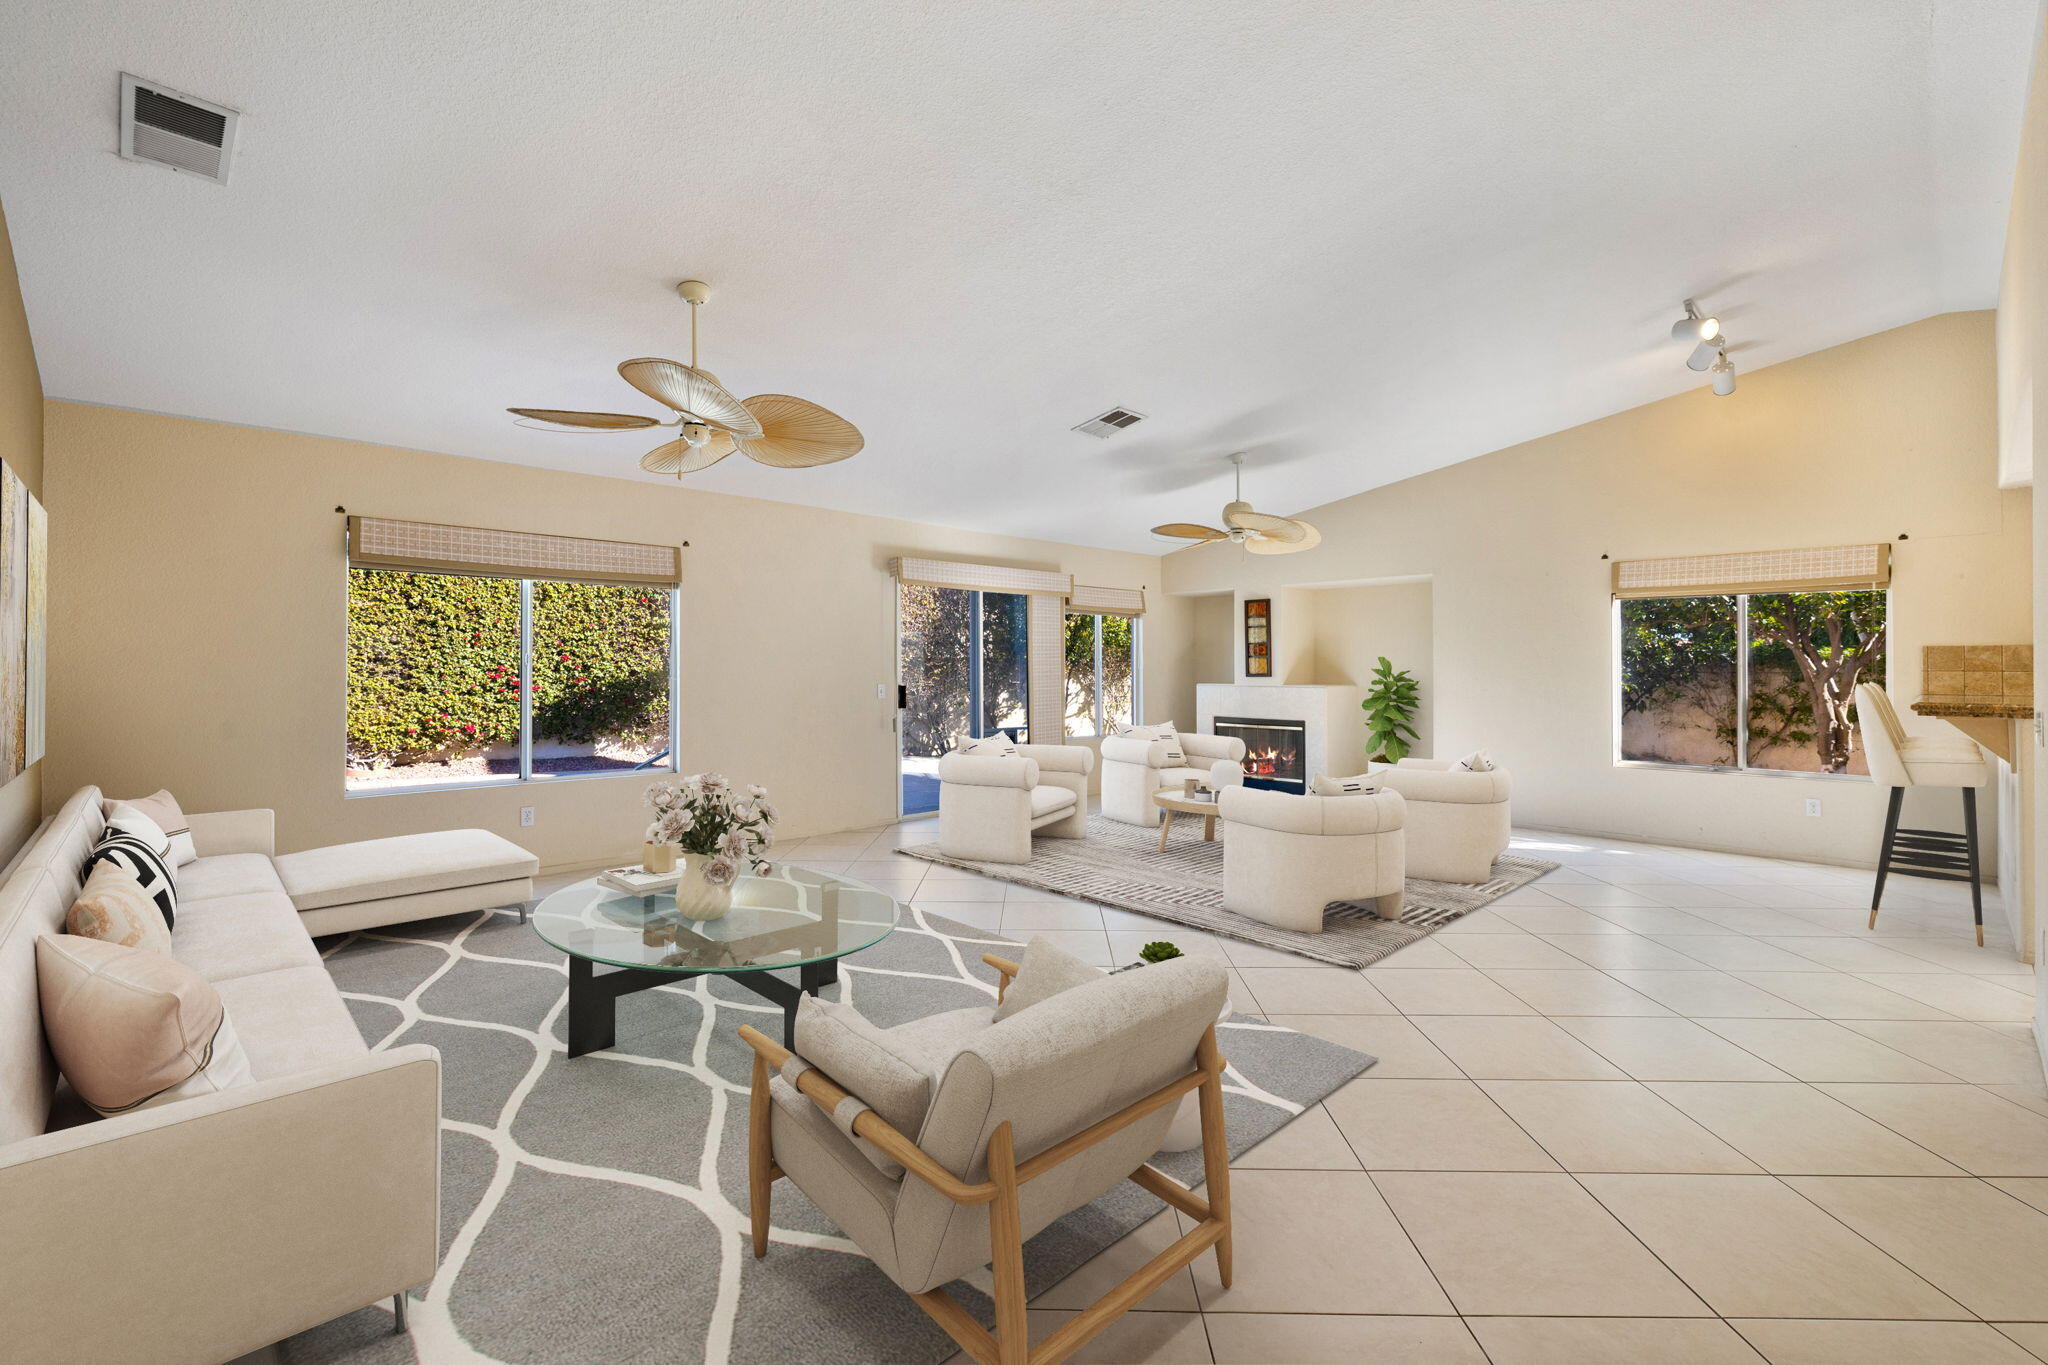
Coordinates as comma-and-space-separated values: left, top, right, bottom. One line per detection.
176, 853, 289, 904
1310, 772, 1381, 797
66, 862, 172, 954
105, 790, 197, 866
957, 734, 1018, 757
274, 829, 540, 911
1158, 766, 1208, 788
102, 804, 173, 860
1122, 724, 1184, 763
795, 996, 937, 1175
170, 892, 323, 984
35, 934, 253, 1115
992, 935, 1105, 1022
212, 966, 368, 1079
1028, 784, 1077, 818
1455, 749, 1495, 772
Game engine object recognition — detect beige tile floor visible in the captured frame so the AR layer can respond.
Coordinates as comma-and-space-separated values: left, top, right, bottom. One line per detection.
769, 818, 2048, 1365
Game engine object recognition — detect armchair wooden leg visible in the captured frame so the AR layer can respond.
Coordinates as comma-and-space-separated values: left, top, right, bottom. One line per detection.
987, 1122, 1029, 1365
1197, 1026, 1233, 1289
749, 1050, 772, 1259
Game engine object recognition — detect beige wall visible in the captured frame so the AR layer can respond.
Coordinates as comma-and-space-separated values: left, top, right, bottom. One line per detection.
0, 198, 43, 865
1165, 312, 2032, 866
43, 403, 1184, 869
1998, 10, 2048, 1001
1185, 592, 1234, 690
1302, 579, 1435, 769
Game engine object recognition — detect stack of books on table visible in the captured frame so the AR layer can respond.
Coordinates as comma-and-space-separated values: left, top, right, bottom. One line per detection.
598, 866, 683, 895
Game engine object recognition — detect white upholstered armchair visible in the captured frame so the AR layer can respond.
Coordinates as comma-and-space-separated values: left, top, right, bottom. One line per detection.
1100, 728, 1248, 827
937, 744, 1093, 863
1219, 785, 1406, 931
739, 944, 1233, 1365
1371, 758, 1512, 884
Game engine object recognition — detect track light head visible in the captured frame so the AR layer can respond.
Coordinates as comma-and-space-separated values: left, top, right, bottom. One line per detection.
1710, 352, 1737, 396
1686, 337, 1722, 371
1672, 299, 1721, 345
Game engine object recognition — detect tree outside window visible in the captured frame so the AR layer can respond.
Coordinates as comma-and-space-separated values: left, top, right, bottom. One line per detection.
1065, 613, 1138, 737
1619, 590, 1885, 775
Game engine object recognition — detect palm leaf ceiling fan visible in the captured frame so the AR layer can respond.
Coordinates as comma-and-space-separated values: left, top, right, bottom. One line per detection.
508, 280, 863, 478
1151, 452, 1321, 555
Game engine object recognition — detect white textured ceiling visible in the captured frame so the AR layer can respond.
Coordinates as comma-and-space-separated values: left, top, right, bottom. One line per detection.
0, 1, 2037, 551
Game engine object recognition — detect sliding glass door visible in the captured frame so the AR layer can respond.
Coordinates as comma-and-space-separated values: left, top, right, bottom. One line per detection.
898, 584, 1030, 815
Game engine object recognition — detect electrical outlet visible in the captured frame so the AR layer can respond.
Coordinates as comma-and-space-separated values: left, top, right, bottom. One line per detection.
519, 806, 535, 827
876, 682, 888, 699
1803, 798, 1821, 817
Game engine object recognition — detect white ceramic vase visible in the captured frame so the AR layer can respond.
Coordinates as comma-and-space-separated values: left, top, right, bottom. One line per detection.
672, 853, 733, 921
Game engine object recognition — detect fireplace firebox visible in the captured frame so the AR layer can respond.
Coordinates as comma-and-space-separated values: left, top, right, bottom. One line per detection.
1213, 715, 1307, 794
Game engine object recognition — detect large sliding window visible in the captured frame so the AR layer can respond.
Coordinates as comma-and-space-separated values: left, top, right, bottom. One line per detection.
344, 517, 681, 793
1064, 612, 1139, 738
1617, 590, 1887, 775
898, 584, 1031, 814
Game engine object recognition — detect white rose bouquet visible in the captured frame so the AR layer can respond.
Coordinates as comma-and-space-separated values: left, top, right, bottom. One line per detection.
644, 775, 778, 885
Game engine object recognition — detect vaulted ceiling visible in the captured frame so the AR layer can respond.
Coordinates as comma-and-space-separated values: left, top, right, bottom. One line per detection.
0, 1, 2036, 550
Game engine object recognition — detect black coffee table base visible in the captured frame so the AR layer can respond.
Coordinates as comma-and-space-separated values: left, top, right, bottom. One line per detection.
565, 955, 838, 1057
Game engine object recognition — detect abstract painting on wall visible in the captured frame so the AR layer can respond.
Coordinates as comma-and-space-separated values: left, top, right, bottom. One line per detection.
0, 461, 46, 783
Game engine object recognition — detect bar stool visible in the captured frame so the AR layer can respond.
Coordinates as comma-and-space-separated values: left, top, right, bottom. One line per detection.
1854, 683, 1992, 944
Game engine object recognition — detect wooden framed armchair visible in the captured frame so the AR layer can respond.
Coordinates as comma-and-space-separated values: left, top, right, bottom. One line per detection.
738, 950, 1233, 1365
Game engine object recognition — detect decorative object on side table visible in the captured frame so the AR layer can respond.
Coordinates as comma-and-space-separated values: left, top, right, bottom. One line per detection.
643, 773, 778, 921
1362, 655, 1420, 763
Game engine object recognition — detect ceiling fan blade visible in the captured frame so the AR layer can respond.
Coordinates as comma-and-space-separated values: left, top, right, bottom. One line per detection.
732, 394, 864, 468
508, 408, 662, 432
617, 359, 763, 439
640, 430, 738, 476
1246, 520, 1322, 554
1150, 522, 1229, 541
1224, 507, 1307, 543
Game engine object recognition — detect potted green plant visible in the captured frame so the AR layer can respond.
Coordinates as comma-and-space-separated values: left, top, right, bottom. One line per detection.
1362, 656, 1420, 764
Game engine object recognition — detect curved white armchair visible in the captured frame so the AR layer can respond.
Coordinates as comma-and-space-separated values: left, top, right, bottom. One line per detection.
1219, 786, 1406, 932
1371, 758, 1512, 884
1855, 683, 1990, 943
1101, 730, 1248, 827
938, 744, 1094, 864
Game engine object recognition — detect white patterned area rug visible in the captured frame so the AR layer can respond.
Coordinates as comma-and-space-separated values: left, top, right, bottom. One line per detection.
900, 814, 1560, 968
280, 901, 1374, 1365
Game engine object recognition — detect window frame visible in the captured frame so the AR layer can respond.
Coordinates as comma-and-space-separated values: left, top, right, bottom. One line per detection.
345, 568, 682, 798
1611, 590, 1881, 782
1064, 611, 1143, 739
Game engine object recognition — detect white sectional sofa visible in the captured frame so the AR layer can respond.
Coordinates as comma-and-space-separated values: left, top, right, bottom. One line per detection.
0, 786, 511, 1364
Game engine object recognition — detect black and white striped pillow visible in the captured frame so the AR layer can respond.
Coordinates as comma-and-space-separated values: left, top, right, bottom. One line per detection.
85, 833, 178, 930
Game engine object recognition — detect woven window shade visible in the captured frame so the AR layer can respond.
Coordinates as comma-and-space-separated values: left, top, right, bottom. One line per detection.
1067, 584, 1146, 617
1613, 543, 1890, 599
892, 556, 1072, 596
347, 516, 681, 586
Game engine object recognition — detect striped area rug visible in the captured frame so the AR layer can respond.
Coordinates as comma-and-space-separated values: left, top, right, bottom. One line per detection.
899, 814, 1558, 968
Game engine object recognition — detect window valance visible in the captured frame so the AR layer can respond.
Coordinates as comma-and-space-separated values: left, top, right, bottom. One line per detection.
1066, 584, 1146, 617
892, 556, 1072, 596
1612, 543, 1890, 599
347, 516, 682, 586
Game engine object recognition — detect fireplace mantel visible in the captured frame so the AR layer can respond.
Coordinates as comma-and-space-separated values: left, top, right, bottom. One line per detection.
1195, 683, 1365, 786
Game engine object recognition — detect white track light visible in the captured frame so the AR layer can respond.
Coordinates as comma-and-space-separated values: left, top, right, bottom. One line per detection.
1710, 352, 1737, 396
1671, 299, 1721, 345
1687, 337, 1721, 371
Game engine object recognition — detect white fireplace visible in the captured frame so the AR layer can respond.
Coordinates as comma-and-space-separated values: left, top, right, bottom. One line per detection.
1196, 683, 1364, 789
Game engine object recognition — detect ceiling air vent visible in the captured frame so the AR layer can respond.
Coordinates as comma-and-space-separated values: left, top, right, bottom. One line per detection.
119, 74, 238, 183
1073, 407, 1147, 439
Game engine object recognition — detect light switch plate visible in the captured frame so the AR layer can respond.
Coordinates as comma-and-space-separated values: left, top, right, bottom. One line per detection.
520, 806, 535, 827
1803, 798, 1821, 817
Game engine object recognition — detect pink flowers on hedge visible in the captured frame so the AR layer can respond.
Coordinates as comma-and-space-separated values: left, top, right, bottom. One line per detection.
644, 775, 778, 884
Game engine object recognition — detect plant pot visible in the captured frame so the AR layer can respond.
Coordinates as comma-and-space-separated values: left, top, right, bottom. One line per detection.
673, 853, 733, 921
642, 842, 677, 875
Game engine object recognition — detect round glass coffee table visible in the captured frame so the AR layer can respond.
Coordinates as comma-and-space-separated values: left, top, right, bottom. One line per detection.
531, 865, 900, 1057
